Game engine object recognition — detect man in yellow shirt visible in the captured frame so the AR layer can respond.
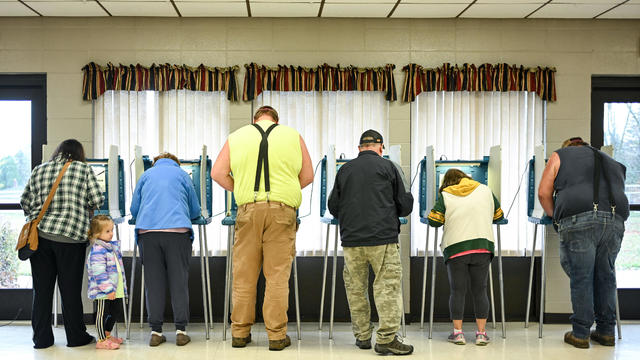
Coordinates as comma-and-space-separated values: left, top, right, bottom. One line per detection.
212, 106, 313, 351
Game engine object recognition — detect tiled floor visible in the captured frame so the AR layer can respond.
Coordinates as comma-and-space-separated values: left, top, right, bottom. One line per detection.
1, 321, 639, 359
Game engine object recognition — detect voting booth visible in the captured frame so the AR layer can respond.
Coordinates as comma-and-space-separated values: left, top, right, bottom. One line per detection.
317, 145, 408, 339
522, 145, 622, 339
219, 192, 302, 341
126, 146, 216, 340
417, 145, 507, 339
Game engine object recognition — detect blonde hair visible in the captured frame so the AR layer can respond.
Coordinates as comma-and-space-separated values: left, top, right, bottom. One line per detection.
439, 169, 472, 193
153, 152, 180, 166
88, 215, 114, 242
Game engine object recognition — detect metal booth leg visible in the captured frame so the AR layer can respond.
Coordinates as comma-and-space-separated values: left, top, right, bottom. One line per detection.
329, 225, 338, 340
126, 241, 138, 339
615, 281, 622, 339
223, 225, 233, 341
525, 224, 538, 328
428, 227, 438, 340
203, 225, 214, 330
539, 229, 546, 338
497, 225, 506, 339
198, 226, 210, 340
114, 225, 128, 339
293, 255, 302, 340
489, 265, 496, 329
420, 227, 429, 329
319, 223, 331, 330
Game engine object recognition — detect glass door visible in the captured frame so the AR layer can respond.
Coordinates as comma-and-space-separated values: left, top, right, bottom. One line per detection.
592, 76, 640, 293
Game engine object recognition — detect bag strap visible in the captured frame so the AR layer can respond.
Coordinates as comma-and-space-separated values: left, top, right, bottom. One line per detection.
252, 123, 279, 201
34, 161, 72, 224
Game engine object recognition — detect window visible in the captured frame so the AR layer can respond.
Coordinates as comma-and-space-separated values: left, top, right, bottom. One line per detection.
410, 91, 545, 256
93, 90, 229, 254
0, 74, 46, 290
592, 76, 640, 289
254, 91, 390, 254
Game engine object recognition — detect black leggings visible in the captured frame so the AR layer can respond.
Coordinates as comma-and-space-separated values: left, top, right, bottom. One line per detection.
96, 298, 123, 340
446, 253, 491, 320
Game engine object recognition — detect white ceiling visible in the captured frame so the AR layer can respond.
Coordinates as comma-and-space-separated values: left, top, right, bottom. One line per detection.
0, 0, 638, 18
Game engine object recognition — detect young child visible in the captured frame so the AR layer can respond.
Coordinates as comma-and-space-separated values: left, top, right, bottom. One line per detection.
427, 169, 503, 346
87, 215, 127, 350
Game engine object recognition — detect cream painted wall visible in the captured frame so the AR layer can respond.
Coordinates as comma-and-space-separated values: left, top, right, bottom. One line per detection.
1, 17, 638, 315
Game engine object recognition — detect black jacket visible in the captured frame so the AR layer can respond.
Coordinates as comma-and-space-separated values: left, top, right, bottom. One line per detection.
328, 151, 413, 247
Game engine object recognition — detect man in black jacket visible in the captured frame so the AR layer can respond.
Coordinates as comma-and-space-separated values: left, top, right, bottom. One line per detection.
328, 129, 414, 355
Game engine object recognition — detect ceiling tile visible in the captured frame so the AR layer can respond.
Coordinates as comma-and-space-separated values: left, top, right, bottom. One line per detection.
101, 1, 177, 16
461, 3, 541, 18
177, 1, 247, 16
528, 3, 613, 18
599, 4, 640, 18
0, 1, 39, 16
475, 0, 544, 3
251, 2, 320, 17
552, 0, 620, 3
321, 3, 393, 17
23, 1, 107, 16
392, 3, 469, 18
325, 0, 460, 3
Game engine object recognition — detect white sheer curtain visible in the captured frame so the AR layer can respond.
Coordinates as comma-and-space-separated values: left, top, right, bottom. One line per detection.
93, 90, 230, 254
254, 91, 389, 254
410, 91, 544, 256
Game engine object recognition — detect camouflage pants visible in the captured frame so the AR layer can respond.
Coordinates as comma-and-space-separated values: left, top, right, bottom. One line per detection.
343, 243, 402, 344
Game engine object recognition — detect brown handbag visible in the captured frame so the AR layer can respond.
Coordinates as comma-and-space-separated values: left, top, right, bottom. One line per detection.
16, 161, 72, 260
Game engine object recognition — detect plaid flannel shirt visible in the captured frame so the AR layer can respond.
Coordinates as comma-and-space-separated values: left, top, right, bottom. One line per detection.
20, 158, 104, 242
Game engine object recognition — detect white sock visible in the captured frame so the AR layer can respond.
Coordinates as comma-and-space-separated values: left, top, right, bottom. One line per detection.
176, 330, 187, 335
151, 331, 163, 336
453, 328, 463, 334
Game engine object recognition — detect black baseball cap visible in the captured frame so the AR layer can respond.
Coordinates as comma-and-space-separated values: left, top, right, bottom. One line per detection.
359, 129, 384, 146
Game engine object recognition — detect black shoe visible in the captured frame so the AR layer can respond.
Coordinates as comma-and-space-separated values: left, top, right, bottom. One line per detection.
232, 334, 251, 348
33, 342, 54, 349
356, 338, 372, 349
67, 335, 96, 347
590, 331, 615, 346
269, 335, 291, 351
564, 331, 589, 349
374, 336, 414, 355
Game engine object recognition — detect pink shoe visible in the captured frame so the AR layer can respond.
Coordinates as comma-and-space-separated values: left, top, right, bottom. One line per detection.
96, 338, 120, 350
108, 336, 124, 344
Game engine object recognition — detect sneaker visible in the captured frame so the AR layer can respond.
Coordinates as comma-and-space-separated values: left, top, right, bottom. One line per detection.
447, 331, 466, 345
268, 335, 292, 351
374, 336, 414, 355
149, 332, 166, 347
355, 338, 372, 349
232, 334, 251, 348
564, 331, 589, 349
475, 332, 490, 346
96, 338, 120, 350
590, 331, 615, 346
176, 331, 191, 346
108, 336, 124, 345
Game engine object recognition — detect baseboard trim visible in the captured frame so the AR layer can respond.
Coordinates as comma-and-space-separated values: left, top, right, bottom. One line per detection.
544, 313, 572, 324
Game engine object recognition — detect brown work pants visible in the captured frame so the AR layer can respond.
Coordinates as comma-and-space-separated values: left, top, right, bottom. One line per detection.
231, 201, 296, 340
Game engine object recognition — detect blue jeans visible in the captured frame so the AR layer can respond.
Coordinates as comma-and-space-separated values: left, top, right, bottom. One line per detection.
558, 210, 624, 339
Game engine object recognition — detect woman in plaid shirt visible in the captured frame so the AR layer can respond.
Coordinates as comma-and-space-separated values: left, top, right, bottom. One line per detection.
20, 139, 104, 349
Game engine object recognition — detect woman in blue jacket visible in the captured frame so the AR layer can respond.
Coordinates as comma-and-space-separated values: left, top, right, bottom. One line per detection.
130, 153, 201, 347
